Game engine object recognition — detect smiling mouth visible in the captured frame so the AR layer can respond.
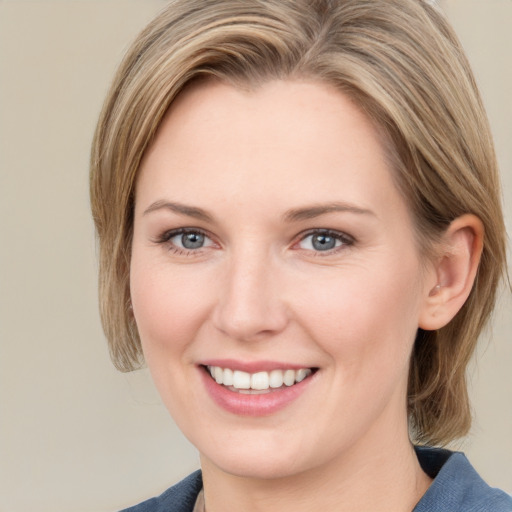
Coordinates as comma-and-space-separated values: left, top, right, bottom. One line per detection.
204, 365, 317, 394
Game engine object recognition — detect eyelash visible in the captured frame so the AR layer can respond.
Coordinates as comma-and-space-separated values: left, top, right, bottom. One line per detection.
294, 229, 354, 256
153, 228, 216, 256
153, 228, 354, 256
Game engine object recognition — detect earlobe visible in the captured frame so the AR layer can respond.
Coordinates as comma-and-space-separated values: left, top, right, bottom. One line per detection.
419, 214, 484, 331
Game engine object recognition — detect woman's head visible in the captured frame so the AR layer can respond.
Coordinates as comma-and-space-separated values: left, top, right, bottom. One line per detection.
90, 0, 507, 446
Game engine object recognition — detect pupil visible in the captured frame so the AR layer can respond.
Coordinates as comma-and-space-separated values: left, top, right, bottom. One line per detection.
182, 232, 204, 249
312, 234, 335, 251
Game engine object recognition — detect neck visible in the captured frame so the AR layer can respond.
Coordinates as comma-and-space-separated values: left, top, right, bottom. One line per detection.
200, 421, 431, 512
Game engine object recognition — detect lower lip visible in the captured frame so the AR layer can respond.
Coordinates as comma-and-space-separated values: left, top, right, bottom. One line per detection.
200, 368, 315, 417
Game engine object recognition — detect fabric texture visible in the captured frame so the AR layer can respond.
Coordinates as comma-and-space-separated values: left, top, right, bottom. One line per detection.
120, 470, 202, 512
121, 447, 512, 512
412, 446, 512, 511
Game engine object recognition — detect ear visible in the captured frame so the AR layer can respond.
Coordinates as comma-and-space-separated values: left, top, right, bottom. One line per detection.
419, 214, 484, 331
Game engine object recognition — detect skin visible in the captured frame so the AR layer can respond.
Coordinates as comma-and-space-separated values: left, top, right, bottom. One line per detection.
130, 79, 481, 512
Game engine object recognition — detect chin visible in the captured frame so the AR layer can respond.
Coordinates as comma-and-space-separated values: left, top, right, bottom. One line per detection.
204, 451, 308, 480
196, 430, 331, 481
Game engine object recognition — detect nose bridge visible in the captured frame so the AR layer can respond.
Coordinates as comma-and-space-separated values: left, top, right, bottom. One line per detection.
213, 242, 287, 341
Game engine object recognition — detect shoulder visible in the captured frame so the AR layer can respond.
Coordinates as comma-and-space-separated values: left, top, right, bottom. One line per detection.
119, 470, 203, 512
414, 446, 512, 512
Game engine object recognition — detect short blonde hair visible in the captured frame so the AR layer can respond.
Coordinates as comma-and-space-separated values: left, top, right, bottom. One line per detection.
90, 0, 507, 446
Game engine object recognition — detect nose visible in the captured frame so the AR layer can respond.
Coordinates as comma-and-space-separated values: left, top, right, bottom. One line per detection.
212, 248, 289, 342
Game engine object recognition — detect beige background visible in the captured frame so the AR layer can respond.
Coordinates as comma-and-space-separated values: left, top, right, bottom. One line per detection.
0, 1, 510, 511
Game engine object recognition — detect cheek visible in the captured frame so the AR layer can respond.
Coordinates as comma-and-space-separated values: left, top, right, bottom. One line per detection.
295, 261, 423, 375
129, 260, 215, 420
129, 259, 212, 360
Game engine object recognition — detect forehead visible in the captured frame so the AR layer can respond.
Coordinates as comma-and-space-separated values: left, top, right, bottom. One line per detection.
136, 79, 407, 223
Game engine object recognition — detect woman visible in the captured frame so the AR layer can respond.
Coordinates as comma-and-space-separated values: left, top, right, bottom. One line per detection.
90, 0, 511, 510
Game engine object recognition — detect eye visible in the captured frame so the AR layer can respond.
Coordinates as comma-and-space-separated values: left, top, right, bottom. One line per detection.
173, 231, 207, 250
155, 228, 216, 254
296, 230, 352, 253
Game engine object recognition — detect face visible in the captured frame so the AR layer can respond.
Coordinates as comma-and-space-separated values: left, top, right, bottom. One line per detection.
130, 80, 436, 480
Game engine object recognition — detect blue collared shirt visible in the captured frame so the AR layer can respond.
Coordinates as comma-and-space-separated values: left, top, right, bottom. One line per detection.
122, 446, 512, 511
413, 446, 511, 511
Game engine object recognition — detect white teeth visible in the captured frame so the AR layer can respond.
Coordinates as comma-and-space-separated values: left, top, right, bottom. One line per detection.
283, 369, 295, 386
214, 366, 223, 384
269, 369, 284, 388
233, 370, 251, 389
223, 367, 233, 386
251, 371, 269, 390
207, 366, 312, 391
295, 368, 309, 383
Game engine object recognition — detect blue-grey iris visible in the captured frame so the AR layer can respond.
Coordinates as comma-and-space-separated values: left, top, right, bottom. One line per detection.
312, 234, 336, 251
182, 232, 205, 249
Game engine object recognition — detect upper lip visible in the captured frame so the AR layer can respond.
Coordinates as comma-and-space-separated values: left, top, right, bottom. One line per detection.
200, 359, 315, 373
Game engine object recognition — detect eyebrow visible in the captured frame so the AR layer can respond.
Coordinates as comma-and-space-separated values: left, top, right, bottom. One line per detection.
143, 200, 214, 222
142, 200, 375, 223
283, 202, 376, 222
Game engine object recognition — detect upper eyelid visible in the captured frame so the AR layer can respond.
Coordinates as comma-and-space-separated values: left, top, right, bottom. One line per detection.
153, 226, 354, 249
294, 228, 354, 243
159, 226, 212, 239
152, 227, 217, 248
